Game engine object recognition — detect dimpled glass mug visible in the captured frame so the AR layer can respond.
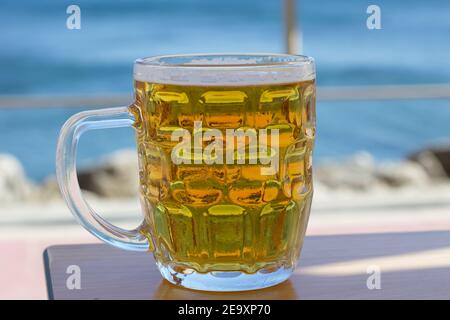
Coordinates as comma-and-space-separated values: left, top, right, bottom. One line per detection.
56, 54, 316, 291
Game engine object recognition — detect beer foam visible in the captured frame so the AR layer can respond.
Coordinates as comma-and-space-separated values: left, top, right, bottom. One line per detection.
133, 54, 315, 86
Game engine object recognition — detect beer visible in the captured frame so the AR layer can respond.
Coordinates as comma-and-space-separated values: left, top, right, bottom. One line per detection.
131, 79, 316, 274
58, 53, 316, 290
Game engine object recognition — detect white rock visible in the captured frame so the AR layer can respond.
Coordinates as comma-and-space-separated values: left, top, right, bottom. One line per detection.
77, 149, 139, 198
408, 149, 448, 180
376, 161, 431, 187
315, 152, 379, 190
28, 175, 63, 202
0, 154, 34, 203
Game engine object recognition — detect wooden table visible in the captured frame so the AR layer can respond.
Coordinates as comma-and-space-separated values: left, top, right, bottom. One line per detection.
44, 230, 450, 300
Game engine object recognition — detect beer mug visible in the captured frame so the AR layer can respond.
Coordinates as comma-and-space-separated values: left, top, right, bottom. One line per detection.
56, 54, 316, 291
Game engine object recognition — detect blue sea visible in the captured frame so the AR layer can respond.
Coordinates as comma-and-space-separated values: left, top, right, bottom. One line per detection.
1, 0, 450, 181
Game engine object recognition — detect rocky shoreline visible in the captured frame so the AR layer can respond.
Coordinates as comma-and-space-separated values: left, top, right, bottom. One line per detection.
1, 146, 449, 204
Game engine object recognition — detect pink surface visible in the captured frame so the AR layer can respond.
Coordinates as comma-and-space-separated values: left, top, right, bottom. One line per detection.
0, 236, 98, 300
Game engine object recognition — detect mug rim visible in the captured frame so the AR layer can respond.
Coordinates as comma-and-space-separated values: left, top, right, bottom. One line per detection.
135, 53, 314, 68
133, 53, 315, 86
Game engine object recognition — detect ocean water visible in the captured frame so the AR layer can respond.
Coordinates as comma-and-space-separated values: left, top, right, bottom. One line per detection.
1, 0, 450, 181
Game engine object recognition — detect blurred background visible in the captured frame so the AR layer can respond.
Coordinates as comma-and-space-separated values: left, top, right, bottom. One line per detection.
1, 0, 450, 299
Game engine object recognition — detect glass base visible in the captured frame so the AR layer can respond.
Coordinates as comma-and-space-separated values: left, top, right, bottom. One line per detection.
156, 262, 293, 292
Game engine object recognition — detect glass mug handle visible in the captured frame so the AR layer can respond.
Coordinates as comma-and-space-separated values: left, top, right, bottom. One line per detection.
56, 106, 149, 251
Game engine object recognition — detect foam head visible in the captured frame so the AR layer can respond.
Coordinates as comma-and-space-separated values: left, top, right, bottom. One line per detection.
133, 54, 315, 86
